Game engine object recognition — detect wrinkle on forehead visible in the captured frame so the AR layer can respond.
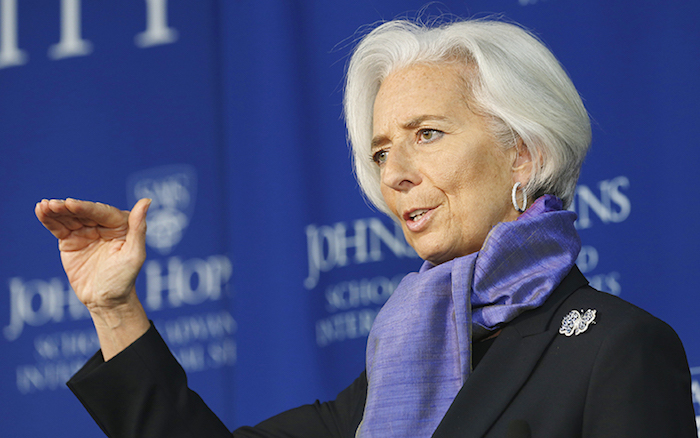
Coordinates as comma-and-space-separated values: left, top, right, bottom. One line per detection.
373, 61, 479, 124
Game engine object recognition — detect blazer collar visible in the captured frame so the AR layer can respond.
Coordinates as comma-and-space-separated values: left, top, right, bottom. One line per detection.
432, 266, 589, 438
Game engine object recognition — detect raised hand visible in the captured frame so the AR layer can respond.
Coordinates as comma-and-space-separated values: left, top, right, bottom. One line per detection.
35, 198, 152, 360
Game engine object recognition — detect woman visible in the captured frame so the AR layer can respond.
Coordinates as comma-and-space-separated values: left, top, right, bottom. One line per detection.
35, 18, 696, 437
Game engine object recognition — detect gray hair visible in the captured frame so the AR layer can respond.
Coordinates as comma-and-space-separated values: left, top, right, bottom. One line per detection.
344, 18, 591, 213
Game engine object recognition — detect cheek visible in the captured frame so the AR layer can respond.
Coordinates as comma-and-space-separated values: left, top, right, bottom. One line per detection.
444, 150, 513, 217
380, 184, 399, 216
466, 147, 513, 191
438, 157, 495, 195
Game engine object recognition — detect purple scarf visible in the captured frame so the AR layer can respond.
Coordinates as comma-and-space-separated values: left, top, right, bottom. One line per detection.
356, 196, 580, 437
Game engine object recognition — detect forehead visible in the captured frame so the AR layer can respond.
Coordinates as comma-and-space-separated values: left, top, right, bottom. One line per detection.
372, 63, 470, 126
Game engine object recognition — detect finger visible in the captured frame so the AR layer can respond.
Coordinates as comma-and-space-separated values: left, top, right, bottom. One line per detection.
57, 226, 100, 251
35, 199, 71, 239
63, 198, 129, 229
77, 217, 99, 227
46, 199, 90, 231
123, 198, 152, 258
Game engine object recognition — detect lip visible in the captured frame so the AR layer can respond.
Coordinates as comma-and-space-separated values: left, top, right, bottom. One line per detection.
403, 206, 437, 232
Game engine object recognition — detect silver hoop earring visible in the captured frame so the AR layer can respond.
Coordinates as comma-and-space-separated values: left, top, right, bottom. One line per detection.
512, 182, 527, 213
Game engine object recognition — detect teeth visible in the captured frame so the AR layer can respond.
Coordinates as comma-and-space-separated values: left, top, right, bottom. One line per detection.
409, 209, 428, 221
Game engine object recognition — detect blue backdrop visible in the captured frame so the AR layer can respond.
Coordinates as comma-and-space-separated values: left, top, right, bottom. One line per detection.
1, 1, 698, 436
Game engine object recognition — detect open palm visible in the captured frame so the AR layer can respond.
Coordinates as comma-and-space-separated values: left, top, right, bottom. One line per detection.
35, 198, 151, 311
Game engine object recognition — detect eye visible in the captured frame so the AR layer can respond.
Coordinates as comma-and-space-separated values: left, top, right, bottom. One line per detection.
371, 149, 389, 166
417, 129, 443, 143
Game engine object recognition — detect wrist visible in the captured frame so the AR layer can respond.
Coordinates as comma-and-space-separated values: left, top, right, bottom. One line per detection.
87, 290, 144, 327
88, 290, 150, 361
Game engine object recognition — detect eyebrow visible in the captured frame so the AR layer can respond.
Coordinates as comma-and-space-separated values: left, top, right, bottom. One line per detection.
371, 114, 451, 151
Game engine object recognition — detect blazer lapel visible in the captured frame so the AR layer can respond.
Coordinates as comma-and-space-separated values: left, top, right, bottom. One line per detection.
432, 267, 589, 438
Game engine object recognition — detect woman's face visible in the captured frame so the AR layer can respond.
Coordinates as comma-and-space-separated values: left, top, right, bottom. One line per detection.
372, 63, 530, 264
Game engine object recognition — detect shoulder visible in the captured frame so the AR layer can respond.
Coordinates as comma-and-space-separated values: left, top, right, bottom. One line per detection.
558, 288, 697, 436
559, 285, 681, 343
549, 284, 691, 383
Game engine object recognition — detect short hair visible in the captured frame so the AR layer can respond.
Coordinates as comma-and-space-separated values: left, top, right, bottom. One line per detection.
344, 18, 591, 213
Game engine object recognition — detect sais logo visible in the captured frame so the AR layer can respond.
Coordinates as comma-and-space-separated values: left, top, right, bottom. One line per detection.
127, 164, 197, 255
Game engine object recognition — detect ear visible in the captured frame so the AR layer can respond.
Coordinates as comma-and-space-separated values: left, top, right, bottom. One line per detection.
511, 139, 533, 184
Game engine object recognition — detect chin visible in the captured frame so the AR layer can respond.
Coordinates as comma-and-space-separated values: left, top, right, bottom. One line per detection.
417, 243, 480, 265
411, 238, 449, 264
418, 249, 455, 266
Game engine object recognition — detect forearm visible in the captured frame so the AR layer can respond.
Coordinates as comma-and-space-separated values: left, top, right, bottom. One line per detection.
69, 324, 233, 438
89, 288, 150, 361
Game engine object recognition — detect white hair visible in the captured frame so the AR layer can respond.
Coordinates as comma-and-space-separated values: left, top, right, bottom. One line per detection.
344, 18, 591, 213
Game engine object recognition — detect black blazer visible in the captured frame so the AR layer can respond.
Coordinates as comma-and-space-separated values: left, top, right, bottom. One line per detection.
68, 267, 697, 437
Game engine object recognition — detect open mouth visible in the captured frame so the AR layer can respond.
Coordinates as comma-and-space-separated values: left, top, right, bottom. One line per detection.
408, 209, 429, 221
403, 207, 436, 232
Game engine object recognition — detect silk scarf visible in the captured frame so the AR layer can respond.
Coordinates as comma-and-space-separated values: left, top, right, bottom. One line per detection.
356, 195, 580, 437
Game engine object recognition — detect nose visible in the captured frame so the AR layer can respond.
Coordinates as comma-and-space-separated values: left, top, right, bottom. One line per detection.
381, 145, 421, 192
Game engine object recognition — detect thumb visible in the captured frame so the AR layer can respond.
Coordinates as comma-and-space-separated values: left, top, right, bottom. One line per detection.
124, 198, 152, 257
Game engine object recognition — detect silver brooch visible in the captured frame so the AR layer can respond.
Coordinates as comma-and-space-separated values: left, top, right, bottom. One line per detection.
559, 309, 596, 336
